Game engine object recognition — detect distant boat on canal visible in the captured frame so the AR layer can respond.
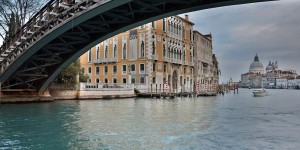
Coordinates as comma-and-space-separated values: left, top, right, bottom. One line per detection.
253, 88, 268, 97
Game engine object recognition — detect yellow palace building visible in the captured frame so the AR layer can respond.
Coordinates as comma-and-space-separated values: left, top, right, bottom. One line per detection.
80, 15, 195, 93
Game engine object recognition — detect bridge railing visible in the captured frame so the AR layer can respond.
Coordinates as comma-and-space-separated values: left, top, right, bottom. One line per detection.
0, 0, 111, 74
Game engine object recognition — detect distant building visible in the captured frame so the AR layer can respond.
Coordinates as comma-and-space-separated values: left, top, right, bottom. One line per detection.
240, 54, 298, 88
240, 54, 264, 88
249, 53, 264, 74
193, 31, 219, 92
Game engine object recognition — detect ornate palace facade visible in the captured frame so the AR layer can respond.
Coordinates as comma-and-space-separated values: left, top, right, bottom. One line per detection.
80, 15, 195, 93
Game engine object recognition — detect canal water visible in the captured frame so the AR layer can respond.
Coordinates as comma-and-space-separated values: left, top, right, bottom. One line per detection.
1, 89, 300, 149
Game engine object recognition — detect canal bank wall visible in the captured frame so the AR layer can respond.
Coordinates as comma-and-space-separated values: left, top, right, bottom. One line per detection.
0, 83, 220, 103
49, 83, 136, 100
0, 90, 54, 104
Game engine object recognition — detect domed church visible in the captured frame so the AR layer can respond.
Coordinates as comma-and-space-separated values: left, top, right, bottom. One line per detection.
249, 53, 264, 74
241, 53, 298, 88
266, 60, 278, 72
240, 53, 265, 88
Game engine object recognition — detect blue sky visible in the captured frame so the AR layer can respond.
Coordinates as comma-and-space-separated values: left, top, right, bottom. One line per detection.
182, 0, 300, 83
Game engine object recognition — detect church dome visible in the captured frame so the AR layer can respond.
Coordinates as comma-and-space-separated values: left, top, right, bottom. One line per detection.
249, 53, 264, 74
266, 61, 274, 72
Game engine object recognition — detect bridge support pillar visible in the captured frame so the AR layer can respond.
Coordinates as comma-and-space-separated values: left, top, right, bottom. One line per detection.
0, 89, 53, 104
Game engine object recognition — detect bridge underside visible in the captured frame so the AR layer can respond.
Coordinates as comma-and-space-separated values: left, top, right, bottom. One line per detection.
0, 0, 274, 93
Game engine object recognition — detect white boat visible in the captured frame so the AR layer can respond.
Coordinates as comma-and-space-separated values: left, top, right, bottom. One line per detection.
253, 88, 268, 97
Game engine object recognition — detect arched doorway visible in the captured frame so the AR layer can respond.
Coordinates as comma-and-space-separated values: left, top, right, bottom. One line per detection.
172, 71, 178, 93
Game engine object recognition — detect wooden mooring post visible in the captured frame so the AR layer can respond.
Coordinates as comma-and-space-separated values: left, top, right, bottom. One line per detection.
159, 84, 162, 97
151, 84, 153, 97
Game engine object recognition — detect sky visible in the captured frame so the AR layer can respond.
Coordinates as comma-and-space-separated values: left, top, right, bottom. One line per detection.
1, 0, 299, 84
182, 0, 300, 83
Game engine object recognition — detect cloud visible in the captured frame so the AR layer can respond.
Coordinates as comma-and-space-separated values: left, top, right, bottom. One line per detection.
182, 0, 300, 82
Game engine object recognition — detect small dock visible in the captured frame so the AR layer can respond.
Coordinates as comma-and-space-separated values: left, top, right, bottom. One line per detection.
136, 92, 193, 98
195, 92, 217, 96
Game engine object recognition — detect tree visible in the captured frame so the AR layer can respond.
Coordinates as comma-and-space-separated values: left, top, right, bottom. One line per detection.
54, 59, 89, 85
55, 59, 81, 86
0, 0, 46, 43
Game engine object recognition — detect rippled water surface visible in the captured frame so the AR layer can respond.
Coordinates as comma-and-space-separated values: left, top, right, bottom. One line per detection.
1, 89, 300, 149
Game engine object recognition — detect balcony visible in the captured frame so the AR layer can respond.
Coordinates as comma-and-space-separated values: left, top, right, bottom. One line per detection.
163, 57, 169, 62
171, 59, 176, 64
151, 55, 158, 60
177, 59, 182, 65
189, 61, 194, 66
170, 59, 184, 65
183, 61, 188, 65
94, 57, 117, 64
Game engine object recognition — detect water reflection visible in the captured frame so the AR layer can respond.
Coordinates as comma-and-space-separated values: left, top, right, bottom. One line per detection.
1, 89, 300, 149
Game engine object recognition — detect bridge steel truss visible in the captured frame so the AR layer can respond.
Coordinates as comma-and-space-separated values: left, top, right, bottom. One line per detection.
0, 0, 274, 93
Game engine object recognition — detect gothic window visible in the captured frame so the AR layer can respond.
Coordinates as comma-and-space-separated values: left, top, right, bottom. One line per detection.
163, 18, 166, 32
104, 46, 108, 58
179, 50, 182, 60
88, 49, 92, 62
96, 67, 100, 75
163, 44, 166, 57
152, 41, 155, 55
141, 41, 145, 58
96, 47, 100, 59
122, 43, 126, 59
113, 44, 117, 58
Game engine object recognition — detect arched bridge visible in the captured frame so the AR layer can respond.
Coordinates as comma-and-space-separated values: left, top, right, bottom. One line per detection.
0, 0, 274, 93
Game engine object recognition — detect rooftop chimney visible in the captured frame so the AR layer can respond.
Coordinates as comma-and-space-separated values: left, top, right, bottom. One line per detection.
185, 15, 189, 21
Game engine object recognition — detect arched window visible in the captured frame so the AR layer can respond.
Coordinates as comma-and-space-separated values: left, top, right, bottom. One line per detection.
179, 50, 182, 60
163, 44, 166, 57
88, 49, 92, 62
113, 44, 117, 58
163, 18, 166, 32
122, 43, 126, 59
141, 41, 145, 58
96, 47, 100, 59
152, 41, 155, 55
104, 46, 108, 58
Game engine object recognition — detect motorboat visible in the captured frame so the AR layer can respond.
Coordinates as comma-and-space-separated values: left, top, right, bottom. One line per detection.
253, 88, 268, 97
